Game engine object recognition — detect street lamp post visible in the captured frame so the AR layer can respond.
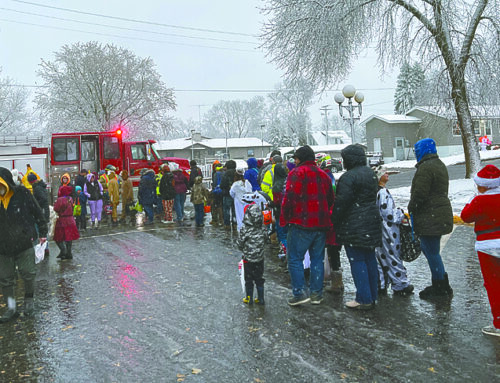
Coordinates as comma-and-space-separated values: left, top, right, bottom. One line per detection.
224, 121, 229, 159
334, 85, 364, 144
190, 129, 195, 160
320, 105, 332, 145
260, 124, 265, 157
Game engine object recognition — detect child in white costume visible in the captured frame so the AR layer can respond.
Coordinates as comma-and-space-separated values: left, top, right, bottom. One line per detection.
230, 170, 252, 231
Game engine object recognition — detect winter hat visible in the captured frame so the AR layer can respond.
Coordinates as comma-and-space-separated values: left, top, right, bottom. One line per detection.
292, 145, 315, 163
169, 162, 179, 172
27, 173, 38, 184
105, 164, 116, 171
236, 169, 244, 176
190, 160, 197, 167
272, 155, 283, 163
375, 165, 388, 181
75, 186, 82, 192
474, 164, 500, 188
270, 149, 281, 158
414, 138, 437, 162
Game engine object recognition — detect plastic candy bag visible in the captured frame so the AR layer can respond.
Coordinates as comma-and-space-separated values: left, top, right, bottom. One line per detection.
35, 242, 47, 264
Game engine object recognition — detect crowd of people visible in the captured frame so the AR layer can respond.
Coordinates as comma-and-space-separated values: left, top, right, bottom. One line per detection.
0, 139, 499, 338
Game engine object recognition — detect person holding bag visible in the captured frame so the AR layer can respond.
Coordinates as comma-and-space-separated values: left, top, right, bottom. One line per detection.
374, 166, 414, 296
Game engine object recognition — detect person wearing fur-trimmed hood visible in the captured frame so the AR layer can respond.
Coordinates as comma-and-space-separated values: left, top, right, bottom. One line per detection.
461, 164, 500, 337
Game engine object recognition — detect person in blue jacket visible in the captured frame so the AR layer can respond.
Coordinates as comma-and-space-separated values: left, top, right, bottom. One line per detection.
244, 157, 261, 191
138, 169, 157, 225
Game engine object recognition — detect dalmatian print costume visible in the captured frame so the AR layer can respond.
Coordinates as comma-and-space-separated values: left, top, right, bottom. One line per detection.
375, 187, 411, 292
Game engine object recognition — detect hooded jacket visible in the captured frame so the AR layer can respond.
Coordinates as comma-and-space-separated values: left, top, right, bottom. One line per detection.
244, 158, 261, 191
84, 173, 103, 201
159, 171, 175, 200
408, 140, 453, 236
220, 160, 237, 197
332, 144, 382, 248
120, 171, 134, 204
190, 176, 210, 205
0, 167, 47, 256
138, 170, 157, 205
107, 171, 120, 204
237, 204, 267, 262
32, 179, 50, 223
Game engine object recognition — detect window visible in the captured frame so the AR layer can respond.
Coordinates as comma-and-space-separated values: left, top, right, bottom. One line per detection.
81, 141, 96, 161
103, 136, 120, 159
131, 144, 147, 160
247, 148, 255, 157
472, 120, 480, 135
53, 138, 79, 162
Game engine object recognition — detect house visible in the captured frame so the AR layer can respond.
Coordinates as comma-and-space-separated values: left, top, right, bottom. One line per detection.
363, 106, 500, 163
154, 132, 273, 163
309, 130, 352, 146
277, 144, 353, 161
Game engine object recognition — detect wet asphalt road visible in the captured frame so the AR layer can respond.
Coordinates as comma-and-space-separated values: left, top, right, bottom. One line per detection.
1, 216, 500, 382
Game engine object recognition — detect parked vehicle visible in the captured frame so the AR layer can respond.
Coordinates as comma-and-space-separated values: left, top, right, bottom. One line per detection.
366, 152, 384, 167
50, 130, 188, 201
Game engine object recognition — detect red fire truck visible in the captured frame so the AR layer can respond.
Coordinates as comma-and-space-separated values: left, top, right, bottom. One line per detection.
50, 130, 189, 200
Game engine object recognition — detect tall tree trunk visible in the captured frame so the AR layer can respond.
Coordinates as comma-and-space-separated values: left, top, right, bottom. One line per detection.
450, 81, 481, 177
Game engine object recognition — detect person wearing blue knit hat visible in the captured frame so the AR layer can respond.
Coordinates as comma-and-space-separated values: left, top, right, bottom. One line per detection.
408, 138, 453, 299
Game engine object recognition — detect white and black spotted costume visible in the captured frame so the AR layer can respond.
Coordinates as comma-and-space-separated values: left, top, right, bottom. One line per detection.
375, 187, 411, 291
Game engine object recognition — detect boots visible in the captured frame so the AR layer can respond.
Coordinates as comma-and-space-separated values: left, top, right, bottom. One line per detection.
243, 285, 254, 304
56, 241, 66, 259
0, 295, 19, 323
255, 286, 265, 305
23, 297, 34, 317
419, 273, 453, 299
326, 270, 344, 293
65, 241, 73, 259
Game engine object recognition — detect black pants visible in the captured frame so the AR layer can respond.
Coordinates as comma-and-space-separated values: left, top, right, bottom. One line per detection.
244, 260, 265, 289
327, 245, 342, 271
76, 214, 87, 230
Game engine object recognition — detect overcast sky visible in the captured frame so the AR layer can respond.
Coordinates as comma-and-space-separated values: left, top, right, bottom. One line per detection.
0, 0, 398, 131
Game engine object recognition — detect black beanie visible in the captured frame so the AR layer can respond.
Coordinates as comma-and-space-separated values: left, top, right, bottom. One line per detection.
292, 145, 315, 163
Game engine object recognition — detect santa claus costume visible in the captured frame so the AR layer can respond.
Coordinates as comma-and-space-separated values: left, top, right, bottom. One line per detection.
461, 164, 500, 337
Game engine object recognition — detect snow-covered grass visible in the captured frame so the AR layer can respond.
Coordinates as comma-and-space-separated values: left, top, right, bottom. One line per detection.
385, 149, 500, 169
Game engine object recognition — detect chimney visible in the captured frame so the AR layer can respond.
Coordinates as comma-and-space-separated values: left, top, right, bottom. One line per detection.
193, 132, 202, 142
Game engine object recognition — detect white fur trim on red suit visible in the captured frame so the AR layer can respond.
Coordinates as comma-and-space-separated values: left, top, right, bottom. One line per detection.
474, 175, 500, 188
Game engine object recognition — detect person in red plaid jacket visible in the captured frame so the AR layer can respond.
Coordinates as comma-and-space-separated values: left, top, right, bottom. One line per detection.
280, 145, 335, 306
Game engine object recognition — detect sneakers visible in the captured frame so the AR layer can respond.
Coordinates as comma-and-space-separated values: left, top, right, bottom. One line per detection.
310, 293, 323, 305
161, 220, 169, 224
482, 326, 500, 337
345, 300, 375, 310
393, 284, 414, 296
0, 297, 19, 323
287, 295, 311, 306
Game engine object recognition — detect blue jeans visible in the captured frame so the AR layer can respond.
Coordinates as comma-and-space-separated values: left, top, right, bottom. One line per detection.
345, 246, 379, 304
420, 235, 445, 280
143, 204, 154, 223
194, 203, 205, 225
275, 216, 288, 249
223, 196, 235, 226
287, 225, 326, 298
174, 193, 186, 221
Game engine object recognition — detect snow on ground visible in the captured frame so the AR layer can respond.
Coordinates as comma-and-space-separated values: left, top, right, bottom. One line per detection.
391, 178, 476, 215
385, 149, 500, 169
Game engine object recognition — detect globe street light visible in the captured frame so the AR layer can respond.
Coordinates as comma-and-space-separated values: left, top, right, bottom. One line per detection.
335, 84, 364, 144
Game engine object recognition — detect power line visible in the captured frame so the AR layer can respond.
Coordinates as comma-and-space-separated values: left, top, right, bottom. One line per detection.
0, 6, 258, 45
0, 18, 258, 52
9, 0, 257, 37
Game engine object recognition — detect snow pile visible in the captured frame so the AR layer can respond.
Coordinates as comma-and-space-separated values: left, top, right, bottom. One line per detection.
391, 178, 476, 214
385, 149, 500, 169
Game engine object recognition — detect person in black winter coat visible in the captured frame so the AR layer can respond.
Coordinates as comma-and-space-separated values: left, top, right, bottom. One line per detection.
188, 160, 203, 189
28, 174, 51, 256
220, 160, 237, 228
138, 169, 157, 224
0, 167, 48, 322
159, 164, 176, 223
332, 144, 382, 310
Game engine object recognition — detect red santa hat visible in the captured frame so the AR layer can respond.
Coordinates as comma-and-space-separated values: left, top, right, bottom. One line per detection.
474, 164, 500, 188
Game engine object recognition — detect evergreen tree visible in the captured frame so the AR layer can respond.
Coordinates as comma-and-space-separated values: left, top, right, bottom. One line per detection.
394, 63, 425, 114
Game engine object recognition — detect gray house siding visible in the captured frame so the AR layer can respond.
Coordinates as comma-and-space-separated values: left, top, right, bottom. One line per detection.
406, 109, 462, 146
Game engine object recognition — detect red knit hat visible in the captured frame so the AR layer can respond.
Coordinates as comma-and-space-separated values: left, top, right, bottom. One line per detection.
474, 164, 500, 188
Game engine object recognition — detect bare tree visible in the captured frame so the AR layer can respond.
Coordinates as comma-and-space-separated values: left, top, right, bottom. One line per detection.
203, 97, 266, 138
0, 73, 31, 135
35, 41, 176, 140
262, 0, 500, 176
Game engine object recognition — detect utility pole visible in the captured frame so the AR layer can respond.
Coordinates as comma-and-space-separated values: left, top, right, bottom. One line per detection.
320, 105, 332, 145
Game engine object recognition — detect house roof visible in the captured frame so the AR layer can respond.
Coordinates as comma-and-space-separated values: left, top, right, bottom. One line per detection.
361, 114, 422, 126
310, 131, 352, 145
154, 137, 272, 151
407, 106, 500, 119
278, 144, 351, 155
